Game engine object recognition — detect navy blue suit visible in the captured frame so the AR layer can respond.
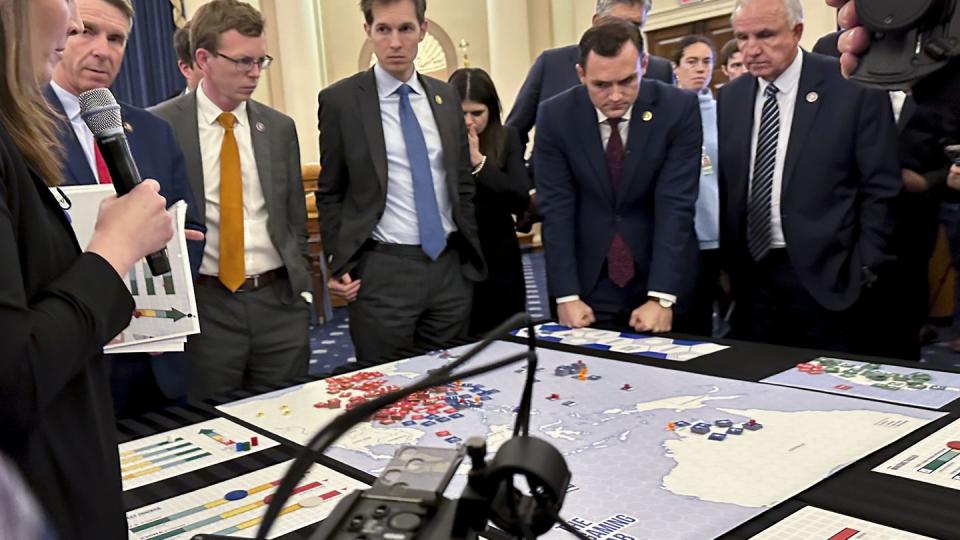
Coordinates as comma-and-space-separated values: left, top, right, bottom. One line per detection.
534, 81, 701, 320
507, 44, 674, 149
45, 85, 205, 407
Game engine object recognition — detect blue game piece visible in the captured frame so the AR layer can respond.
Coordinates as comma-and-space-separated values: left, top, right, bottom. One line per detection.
449, 413, 464, 419
742, 422, 763, 431
473, 384, 485, 389
708, 433, 727, 441
487, 389, 500, 394
426, 414, 438, 420
225, 489, 248, 501
561, 400, 576, 407
436, 417, 451, 423
402, 420, 416, 426
714, 419, 733, 428
691, 424, 711, 435
422, 421, 436, 427
726, 427, 743, 435
481, 396, 492, 401
674, 421, 691, 428
555, 367, 571, 376
235, 442, 245, 451
588, 375, 601, 381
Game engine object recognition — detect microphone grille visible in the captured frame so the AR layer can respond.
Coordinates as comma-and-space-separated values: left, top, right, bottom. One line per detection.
79, 88, 122, 137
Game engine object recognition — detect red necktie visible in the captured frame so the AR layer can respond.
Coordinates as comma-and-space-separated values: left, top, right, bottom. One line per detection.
94, 143, 112, 184
605, 117, 634, 288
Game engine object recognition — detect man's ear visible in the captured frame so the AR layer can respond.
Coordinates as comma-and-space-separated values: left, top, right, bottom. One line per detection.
576, 63, 586, 85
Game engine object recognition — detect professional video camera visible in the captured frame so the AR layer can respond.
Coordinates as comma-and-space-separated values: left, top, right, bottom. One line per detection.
851, 0, 959, 90
195, 314, 591, 540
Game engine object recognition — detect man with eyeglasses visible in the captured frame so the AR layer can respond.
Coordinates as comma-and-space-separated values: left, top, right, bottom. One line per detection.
45, 0, 206, 418
151, 0, 313, 400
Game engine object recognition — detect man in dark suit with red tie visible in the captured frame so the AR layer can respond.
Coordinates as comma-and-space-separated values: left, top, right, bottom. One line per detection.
535, 18, 701, 333
718, 0, 901, 352
45, 0, 204, 416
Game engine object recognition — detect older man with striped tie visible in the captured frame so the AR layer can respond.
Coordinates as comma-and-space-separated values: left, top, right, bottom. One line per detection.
717, 0, 901, 353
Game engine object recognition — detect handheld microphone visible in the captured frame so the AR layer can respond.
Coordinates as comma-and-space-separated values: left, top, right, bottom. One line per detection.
79, 88, 171, 276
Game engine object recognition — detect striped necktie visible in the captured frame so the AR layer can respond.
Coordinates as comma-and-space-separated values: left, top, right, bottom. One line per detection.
747, 83, 780, 261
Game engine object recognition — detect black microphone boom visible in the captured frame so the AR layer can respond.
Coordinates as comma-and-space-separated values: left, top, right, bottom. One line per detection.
79, 88, 171, 276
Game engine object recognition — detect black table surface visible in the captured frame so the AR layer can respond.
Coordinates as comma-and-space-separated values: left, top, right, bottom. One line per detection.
118, 334, 960, 540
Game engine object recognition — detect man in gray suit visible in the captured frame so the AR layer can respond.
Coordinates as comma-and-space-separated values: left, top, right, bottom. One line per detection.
150, 0, 312, 399
317, 0, 486, 368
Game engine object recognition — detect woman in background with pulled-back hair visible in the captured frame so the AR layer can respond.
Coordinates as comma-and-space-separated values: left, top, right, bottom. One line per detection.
0, 1, 176, 538
448, 67, 532, 335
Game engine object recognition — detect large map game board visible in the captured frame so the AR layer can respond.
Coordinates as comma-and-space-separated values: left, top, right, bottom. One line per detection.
762, 357, 960, 409
218, 342, 943, 540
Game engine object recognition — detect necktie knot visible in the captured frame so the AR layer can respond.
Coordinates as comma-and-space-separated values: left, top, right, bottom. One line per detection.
607, 117, 622, 129
396, 84, 413, 98
217, 112, 236, 130
764, 83, 780, 98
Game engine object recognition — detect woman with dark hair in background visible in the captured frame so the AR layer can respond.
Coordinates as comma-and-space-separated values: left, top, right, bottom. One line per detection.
448, 68, 531, 334
0, 1, 178, 538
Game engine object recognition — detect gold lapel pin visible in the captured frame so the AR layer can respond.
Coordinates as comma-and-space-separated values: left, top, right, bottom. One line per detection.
642, 111, 653, 122
435, 95, 443, 105
806, 92, 819, 103
255, 121, 265, 132
123, 121, 134, 133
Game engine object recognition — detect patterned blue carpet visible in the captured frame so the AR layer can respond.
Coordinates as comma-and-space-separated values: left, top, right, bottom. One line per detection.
308, 249, 549, 376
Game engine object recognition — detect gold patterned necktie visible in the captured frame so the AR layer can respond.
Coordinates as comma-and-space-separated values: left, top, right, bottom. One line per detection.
217, 112, 245, 291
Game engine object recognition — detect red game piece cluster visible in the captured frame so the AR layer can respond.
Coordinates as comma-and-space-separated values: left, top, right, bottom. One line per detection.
796, 362, 824, 375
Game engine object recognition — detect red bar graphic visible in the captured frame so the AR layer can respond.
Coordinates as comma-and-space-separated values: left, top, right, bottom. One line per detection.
827, 528, 859, 540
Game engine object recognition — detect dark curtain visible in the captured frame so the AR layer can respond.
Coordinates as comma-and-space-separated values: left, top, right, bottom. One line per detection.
112, 0, 185, 108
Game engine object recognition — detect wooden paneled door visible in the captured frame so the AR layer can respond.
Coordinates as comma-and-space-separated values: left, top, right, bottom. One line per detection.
645, 13, 734, 91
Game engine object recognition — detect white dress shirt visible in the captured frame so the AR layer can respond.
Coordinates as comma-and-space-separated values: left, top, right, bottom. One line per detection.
748, 49, 803, 248
196, 80, 283, 277
50, 80, 98, 179
557, 100, 676, 306
372, 63, 456, 245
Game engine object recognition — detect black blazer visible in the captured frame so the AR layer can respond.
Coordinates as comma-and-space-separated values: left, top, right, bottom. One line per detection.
506, 44, 675, 148
718, 51, 902, 311
316, 68, 485, 280
0, 124, 133, 539
534, 81, 702, 303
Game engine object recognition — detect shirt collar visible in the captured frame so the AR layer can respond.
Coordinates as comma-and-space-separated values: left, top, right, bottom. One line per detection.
196, 79, 248, 127
374, 63, 426, 99
595, 104, 634, 126
50, 80, 81, 122
758, 48, 803, 96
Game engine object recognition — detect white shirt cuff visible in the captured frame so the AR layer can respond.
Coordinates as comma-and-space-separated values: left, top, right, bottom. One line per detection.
556, 295, 580, 304
647, 291, 677, 304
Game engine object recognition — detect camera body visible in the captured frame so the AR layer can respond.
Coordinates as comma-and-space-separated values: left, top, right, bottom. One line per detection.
852, 0, 959, 90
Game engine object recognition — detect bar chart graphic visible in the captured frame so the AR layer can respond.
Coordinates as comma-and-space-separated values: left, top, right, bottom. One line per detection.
751, 506, 934, 539
875, 418, 960, 491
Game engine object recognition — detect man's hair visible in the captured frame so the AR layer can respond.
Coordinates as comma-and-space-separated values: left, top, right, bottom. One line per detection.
719, 38, 740, 67
595, 0, 652, 16
173, 22, 193, 66
190, 0, 264, 55
732, 0, 804, 27
579, 17, 644, 69
102, 0, 135, 27
673, 35, 715, 65
360, 0, 427, 25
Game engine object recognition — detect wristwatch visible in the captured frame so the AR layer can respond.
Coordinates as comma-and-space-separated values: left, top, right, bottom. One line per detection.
653, 297, 674, 309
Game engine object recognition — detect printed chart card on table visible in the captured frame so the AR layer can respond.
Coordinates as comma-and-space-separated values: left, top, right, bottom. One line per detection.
126, 460, 366, 539
874, 417, 960, 491
119, 417, 278, 491
750, 506, 934, 539
761, 357, 960, 409
512, 323, 729, 361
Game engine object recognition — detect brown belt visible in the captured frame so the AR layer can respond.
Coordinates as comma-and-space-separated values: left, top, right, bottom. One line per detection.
197, 267, 287, 293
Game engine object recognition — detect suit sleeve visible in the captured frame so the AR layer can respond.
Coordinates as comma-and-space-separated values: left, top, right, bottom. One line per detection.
647, 94, 702, 298
854, 88, 903, 272
0, 169, 133, 432
533, 101, 581, 298
505, 53, 547, 151
165, 128, 205, 278
316, 89, 346, 275
284, 121, 311, 275
475, 128, 531, 216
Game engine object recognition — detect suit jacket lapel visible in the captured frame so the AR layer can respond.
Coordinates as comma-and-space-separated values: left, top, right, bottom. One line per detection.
783, 52, 824, 192
419, 75, 460, 203
357, 68, 388, 193
619, 82, 657, 207
574, 86, 614, 205
174, 92, 205, 218
44, 85, 97, 186
247, 101, 274, 209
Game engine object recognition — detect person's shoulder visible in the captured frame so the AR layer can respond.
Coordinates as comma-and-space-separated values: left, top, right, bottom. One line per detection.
121, 101, 169, 127
249, 99, 294, 127
320, 70, 369, 99
540, 44, 578, 61
718, 72, 755, 100
147, 92, 190, 119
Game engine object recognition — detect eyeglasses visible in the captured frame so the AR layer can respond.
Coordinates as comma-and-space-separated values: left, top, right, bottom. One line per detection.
214, 52, 274, 72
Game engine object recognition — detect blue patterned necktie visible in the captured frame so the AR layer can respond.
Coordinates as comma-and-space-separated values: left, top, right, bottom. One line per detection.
747, 83, 780, 261
396, 84, 446, 259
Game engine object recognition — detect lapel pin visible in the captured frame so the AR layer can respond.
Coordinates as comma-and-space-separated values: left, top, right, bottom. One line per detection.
123, 121, 133, 133
806, 92, 819, 103
255, 121, 265, 132
435, 95, 443, 105
642, 111, 653, 122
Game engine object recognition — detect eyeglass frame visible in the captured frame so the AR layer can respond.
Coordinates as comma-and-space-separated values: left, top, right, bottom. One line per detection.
213, 51, 274, 72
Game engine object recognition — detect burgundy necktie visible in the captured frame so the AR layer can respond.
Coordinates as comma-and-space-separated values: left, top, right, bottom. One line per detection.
605, 117, 634, 288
